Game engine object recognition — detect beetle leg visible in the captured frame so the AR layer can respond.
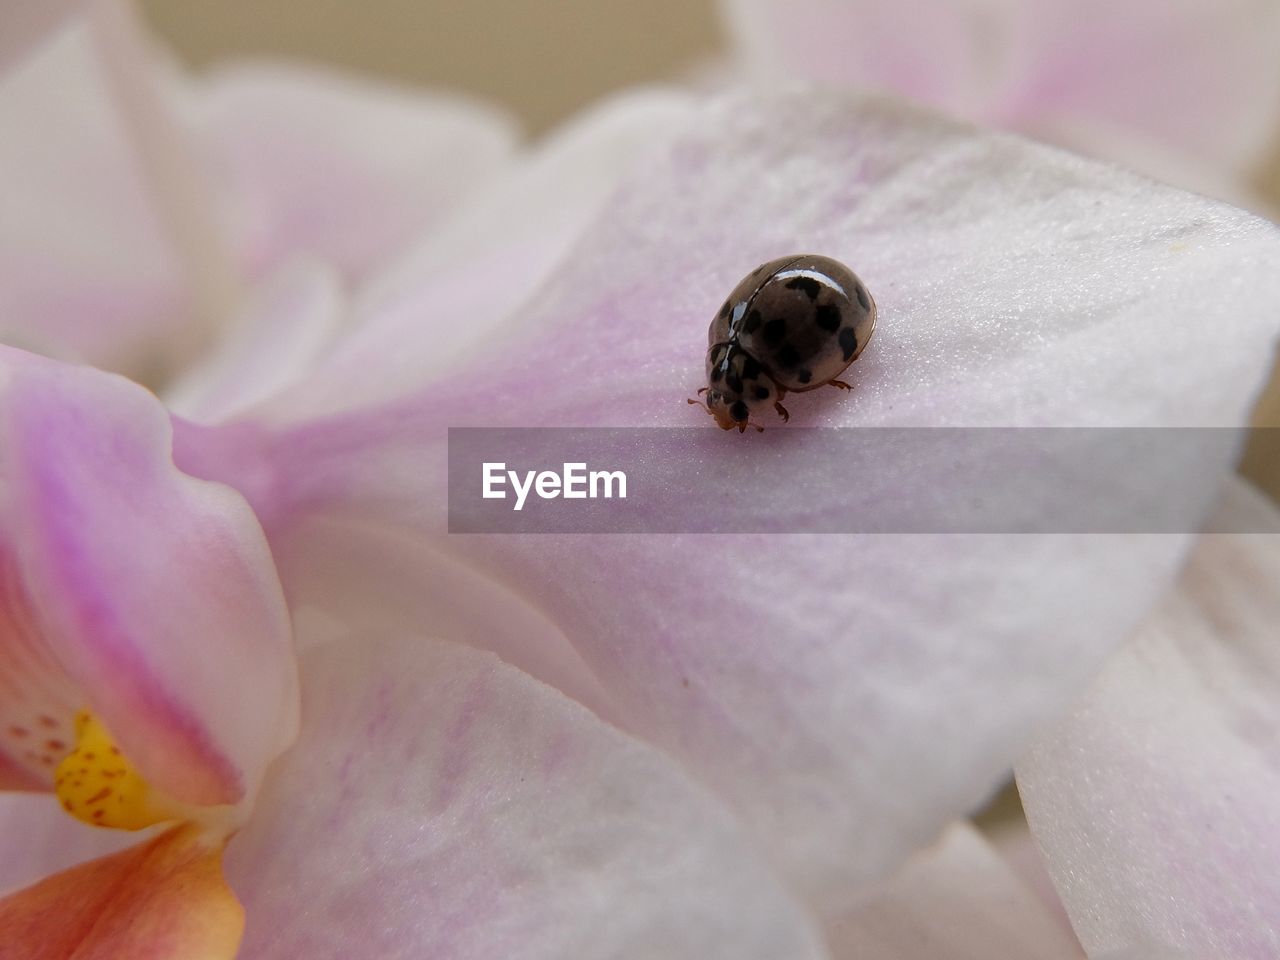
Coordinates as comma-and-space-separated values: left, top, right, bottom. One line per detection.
696, 387, 708, 396
828, 379, 852, 391
774, 401, 790, 423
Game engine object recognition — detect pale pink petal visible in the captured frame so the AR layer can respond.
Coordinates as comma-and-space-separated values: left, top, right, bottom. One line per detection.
224, 633, 826, 960
191, 61, 517, 281
277, 88, 696, 417
0, 28, 515, 380
0, 793, 150, 896
164, 258, 344, 423
830, 822, 1083, 959
0, 347, 297, 806
1017, 479, 1280, 959
0, 0, 85, 72
0, 24, 186, 376
179, 91, 1280, 923
258, 515, 618, 721
722, 0, 1001, 114
720, 0, 1280, 195
994, 0, 1280, 179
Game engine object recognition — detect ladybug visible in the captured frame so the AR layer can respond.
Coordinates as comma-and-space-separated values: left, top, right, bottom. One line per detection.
689, 255, 876, 432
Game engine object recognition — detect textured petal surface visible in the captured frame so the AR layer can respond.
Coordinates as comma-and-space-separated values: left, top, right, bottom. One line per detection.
0, 824, 243, 960
0, 348, 296, 806
830, 822, 1083, 959
721, 0, 1280, 197
180, 90, 1280, 923
1017, 480, 1280, 959
223, 633, 826, 960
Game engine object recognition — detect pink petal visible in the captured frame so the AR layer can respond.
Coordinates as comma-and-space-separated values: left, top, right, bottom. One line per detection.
993, 0, 1280, 179
0, 24, 186, 376
1017, 480, 1280, 959
721, 0, 1280, 196
164, 259, 344, 423
831, 822, 1084, 958
224, 633, 826, 959
0, 347, 297, 806
191, 61, 517, 281
0, 29, 515, 379
0, 0, 85, 72
722, 0, 1001, 114
277, 88, 696, 417
177, 89, 1280, 921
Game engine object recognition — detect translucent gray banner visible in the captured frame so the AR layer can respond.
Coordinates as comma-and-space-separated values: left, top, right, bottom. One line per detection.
447, 428, 1272, 533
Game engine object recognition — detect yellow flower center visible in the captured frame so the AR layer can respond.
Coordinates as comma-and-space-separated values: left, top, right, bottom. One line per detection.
54, 710, 184, 830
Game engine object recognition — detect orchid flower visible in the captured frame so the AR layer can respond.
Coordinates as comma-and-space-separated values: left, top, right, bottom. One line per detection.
720, 0, 1280, 208
3, 7, 1280, 960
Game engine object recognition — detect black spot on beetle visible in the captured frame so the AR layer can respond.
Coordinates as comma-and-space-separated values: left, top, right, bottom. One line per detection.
711, 365, 723, 382
730, 400, 749, 421
726, 369, 743, 393
762, 316, 787, 345
797, 368, 812, 384
855, 284, 871, 312
754, 385, 770, 400
814, 303, 841, 331
743, 310, 763, 335
839, 327, 859, 361
776, 343, 802, 368
741, 353, 761, 379
785, 276, 822, 300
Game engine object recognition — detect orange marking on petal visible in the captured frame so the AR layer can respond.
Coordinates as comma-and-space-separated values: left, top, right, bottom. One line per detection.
0, 825, 243, 960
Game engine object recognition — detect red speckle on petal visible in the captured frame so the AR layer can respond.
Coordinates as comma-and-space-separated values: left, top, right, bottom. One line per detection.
9, 726, 28, 738
46, 739, 65, 751
38, 716, 58, 729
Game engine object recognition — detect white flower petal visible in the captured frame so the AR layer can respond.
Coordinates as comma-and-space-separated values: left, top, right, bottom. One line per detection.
1017, 479, 1280, 958
224, 633, 827, 960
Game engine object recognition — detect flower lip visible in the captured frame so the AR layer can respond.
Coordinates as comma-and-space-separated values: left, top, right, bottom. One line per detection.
0, 347, 299, 811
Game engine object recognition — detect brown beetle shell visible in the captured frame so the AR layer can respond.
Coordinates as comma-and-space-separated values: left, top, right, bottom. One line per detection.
708, 254, 876, 393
